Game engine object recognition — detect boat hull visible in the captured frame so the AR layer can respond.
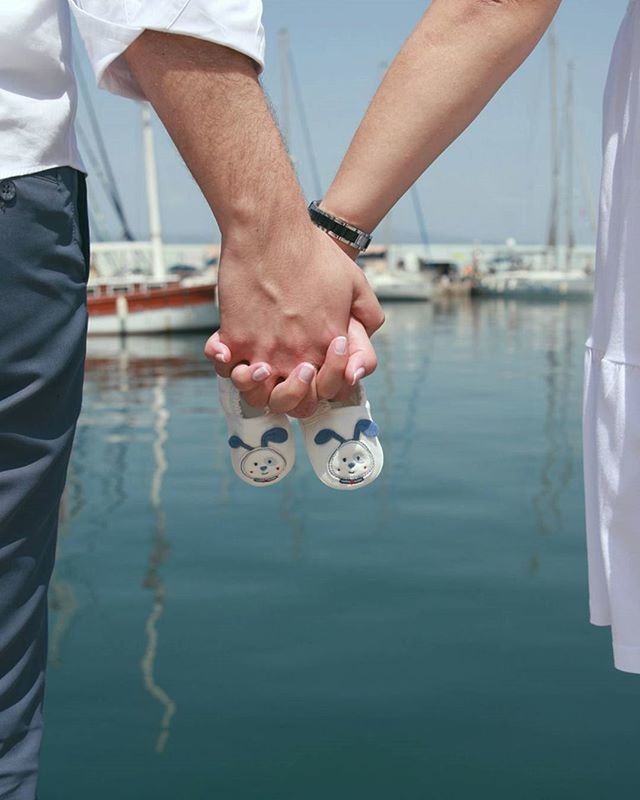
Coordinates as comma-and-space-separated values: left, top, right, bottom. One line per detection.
87, 283, 219, 335
373, 288, 432, 302
475, 270, 593, 300
365, 270, 433, 302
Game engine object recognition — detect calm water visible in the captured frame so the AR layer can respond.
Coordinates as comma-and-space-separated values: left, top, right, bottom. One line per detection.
42, 299, 640, 799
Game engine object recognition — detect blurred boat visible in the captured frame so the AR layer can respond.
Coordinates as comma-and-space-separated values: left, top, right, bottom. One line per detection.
364, 268, 433, 301
475, 39, 595, 301
474, 268, 593, 299
359, 245, 432, 302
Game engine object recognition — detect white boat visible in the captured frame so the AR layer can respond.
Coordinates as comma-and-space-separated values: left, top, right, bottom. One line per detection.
364, 267, 433, 302
476, 38, 595, 302
359, 244, 432, 302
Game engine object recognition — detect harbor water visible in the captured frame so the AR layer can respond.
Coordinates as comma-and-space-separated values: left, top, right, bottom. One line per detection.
42, 299, 640, 798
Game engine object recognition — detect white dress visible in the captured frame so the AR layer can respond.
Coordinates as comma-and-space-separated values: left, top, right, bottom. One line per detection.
584, 0, 640, 673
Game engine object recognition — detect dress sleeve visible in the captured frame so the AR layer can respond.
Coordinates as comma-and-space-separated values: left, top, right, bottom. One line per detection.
68, 1, 265, 101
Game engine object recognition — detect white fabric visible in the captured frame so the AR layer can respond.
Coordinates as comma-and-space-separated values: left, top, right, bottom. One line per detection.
584, 0, 640, 673
0, 1, 84, 180
0, 0, 265, 181
69, 0, 265, 101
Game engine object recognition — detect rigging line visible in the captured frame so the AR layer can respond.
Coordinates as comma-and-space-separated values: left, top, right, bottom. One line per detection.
76, 122, 120, 239
287, 49, 324, 198
564, 61, 576, 270
75, 60, 135, 241
87, 198, 107, 243
410, 185, 431, 254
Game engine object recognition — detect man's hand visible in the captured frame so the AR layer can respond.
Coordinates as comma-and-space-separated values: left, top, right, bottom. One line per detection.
214, 221, 382, 408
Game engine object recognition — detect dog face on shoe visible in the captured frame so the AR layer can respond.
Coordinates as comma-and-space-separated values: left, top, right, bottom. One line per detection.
229, 427, 289, 485
314, 418, 379, 486
327, 439, 375, 484
240, 448, 286, 483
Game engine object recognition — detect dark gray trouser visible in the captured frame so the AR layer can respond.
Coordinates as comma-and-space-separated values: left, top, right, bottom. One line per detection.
0, 168, 88, 799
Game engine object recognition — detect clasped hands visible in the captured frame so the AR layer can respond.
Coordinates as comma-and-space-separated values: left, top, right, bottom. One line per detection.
204, 222, 384, 417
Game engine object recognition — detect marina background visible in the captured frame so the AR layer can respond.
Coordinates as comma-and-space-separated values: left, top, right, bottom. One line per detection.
43, 2, 640, 798
74, 1, 625, 248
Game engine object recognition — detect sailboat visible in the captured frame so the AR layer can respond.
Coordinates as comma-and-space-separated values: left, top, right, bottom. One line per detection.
476, 34, 594, 300
82, 95, 219, 335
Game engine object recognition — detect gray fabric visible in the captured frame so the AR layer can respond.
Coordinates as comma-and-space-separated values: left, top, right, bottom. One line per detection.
0, 168, 88, 799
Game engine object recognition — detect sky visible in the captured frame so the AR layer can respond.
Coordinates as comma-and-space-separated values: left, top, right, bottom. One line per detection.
75, 0, 629, 246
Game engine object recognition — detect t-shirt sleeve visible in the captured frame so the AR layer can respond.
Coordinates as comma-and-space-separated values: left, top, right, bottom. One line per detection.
68, 1, 265, 101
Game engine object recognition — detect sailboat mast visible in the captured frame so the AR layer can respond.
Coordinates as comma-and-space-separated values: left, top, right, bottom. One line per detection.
279, 29, 291, 156
564, 61, 575, 272
142, 103, 165, 281
547, 27, 560, 269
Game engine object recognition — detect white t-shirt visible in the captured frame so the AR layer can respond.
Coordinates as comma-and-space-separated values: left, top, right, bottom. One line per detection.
0, 0, 265, 181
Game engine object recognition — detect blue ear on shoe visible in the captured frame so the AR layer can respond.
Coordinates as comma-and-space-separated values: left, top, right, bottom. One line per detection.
229, 435, 252, 451
261, 427, 288, 448
353, 419, 379, 440
314, 429, 346, 446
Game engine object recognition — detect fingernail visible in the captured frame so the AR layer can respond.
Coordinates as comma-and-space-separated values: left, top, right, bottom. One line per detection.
298, 363, 316, 384
352, 367, 365, 385
333, 336, 348, 355
215, 353, 229, 363
252, 366, 271, 382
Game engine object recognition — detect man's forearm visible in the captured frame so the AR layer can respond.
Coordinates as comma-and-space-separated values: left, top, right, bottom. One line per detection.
123, 32, 307, 255
123, 28, 383, 401
323, 0, 561, 234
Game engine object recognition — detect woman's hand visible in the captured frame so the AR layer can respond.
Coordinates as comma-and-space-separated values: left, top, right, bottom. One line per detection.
205, 317, 378, 418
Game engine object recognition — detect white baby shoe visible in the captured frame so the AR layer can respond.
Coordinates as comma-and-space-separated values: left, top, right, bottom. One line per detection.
218, 377, 295, 487
298, 384, 383, 490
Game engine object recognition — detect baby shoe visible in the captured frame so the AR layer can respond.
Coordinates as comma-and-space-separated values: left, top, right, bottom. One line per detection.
298, 383, 383, 490
218, 377, 295, 487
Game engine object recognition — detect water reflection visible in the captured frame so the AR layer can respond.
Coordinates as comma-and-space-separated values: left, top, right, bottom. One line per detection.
531, 305, 577, 538
140, 375, 176, 754
52, 336, 208, 750
47, 300, 592, 779
375, 297, 590, 574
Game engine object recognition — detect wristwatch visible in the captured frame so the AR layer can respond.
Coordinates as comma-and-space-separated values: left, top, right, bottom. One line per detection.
308, 200, 372, 252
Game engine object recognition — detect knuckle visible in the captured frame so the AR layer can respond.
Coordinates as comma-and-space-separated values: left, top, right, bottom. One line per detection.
317, 375, 339, 400
223, 330, 250, 352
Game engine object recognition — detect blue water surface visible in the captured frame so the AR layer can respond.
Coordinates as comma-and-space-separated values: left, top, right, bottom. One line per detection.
41, 299, 640, 799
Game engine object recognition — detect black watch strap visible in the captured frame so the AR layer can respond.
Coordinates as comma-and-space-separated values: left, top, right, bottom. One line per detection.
308, 201, 372, 252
